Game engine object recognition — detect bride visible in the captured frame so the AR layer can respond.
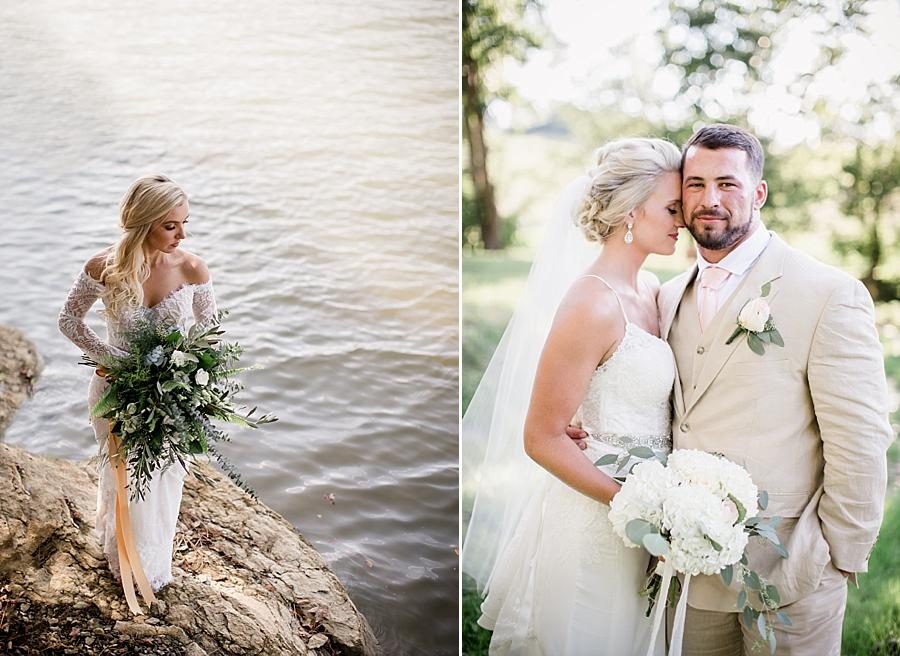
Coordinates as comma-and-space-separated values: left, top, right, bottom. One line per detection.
462, 138, 683, 654
58, 174, 217, 607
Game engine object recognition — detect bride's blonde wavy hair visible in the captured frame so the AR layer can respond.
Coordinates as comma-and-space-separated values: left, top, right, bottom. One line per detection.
576, 138, 681, 242
101, 174, 187, 318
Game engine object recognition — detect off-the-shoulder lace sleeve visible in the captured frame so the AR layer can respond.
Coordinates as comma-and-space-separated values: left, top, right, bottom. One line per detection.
192, 280, 218, 326
58, 270, 129, 362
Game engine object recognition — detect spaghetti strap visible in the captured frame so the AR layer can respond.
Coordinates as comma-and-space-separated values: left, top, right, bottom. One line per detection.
578, 274, 630, 324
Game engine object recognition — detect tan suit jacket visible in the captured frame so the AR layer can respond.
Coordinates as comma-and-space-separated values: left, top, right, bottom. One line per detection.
659, 233, 893, 612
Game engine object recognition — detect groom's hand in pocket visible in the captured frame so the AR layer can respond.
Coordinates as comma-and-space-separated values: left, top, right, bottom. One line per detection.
565, 425, 588, 450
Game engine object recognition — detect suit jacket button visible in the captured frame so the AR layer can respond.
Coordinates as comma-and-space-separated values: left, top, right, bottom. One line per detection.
680, 422, 690, 432
697, 346, 706, 354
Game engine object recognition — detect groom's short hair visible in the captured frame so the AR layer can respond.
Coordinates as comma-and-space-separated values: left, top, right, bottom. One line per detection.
682, 124, 765, 182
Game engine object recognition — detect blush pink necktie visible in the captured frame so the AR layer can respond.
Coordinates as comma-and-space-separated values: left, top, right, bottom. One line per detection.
697, 266, 731, 333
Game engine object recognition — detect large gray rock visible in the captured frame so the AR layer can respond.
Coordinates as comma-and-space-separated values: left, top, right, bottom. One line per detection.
0, 324, 41, 436
0, 326, 379, 655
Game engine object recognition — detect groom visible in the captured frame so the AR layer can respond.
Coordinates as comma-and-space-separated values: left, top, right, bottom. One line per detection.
657, 124, 892, 654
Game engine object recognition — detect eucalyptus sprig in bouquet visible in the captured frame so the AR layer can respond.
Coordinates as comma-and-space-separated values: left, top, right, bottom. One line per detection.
82, 313, 277, 501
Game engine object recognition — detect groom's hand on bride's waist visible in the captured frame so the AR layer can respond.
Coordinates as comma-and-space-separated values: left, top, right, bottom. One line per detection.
565, 425, 588, 450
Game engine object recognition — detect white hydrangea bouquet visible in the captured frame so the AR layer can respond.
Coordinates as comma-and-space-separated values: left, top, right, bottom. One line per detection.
604, 449, 790, 656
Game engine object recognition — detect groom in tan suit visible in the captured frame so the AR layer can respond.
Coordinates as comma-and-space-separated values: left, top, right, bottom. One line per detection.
658, 124, 893, 654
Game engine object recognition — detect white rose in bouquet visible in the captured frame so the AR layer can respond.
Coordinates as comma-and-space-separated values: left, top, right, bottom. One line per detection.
171, 350, 187, 367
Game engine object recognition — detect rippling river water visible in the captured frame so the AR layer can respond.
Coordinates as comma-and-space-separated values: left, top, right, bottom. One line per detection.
0, 2, 459, 654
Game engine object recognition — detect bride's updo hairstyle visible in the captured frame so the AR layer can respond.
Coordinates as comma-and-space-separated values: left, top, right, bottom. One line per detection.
101, 174, 187, 317
576, 138, 681, 242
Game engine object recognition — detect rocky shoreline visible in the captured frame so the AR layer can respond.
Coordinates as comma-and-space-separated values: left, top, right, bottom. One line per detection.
0, 326, 379, 656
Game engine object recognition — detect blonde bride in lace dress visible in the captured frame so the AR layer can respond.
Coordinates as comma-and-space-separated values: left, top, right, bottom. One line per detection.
58, 174, 217, 598
462, 139, 683, 655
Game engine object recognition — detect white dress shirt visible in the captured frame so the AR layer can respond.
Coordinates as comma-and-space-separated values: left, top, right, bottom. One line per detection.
695, 221, 771, 315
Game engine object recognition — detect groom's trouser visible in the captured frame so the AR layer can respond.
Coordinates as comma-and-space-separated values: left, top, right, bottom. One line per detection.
671, 561, 847, 656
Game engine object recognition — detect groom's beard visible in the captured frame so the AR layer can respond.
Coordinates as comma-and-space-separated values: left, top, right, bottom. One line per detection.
686, 209, 753, 251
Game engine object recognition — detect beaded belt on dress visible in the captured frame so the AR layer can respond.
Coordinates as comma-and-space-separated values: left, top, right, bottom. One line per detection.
586, 431, 671, 451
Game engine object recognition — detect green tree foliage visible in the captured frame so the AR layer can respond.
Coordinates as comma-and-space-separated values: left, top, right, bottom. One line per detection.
655, 1, 900, 297
834, 143, 900, 300
658, 0, 867, 124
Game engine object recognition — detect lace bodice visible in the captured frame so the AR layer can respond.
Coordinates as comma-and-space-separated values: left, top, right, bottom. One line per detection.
59, 269, 218, 363
576, 277, 675, 452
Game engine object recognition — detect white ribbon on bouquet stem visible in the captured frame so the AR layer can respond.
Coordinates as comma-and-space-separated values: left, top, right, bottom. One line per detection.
645, 559, 692, 656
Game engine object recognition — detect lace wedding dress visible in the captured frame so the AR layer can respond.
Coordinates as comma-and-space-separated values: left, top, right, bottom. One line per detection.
478, 277, 675, 655
59, 269, 217, 591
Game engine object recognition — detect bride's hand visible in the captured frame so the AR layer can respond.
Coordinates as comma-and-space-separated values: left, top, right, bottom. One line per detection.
565, 424, 588, 450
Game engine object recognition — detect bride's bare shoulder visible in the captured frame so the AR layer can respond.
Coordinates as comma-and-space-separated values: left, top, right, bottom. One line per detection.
178, 251, 211, 285
556, 277, 626, 335
84, 247, 114, 281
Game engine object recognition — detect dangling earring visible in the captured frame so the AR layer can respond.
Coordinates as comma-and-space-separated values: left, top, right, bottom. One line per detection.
624, 222, 634, 244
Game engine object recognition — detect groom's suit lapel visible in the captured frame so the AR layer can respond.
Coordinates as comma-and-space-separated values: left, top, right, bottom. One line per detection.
661, 266, 697, 417
685, 234, 788, 415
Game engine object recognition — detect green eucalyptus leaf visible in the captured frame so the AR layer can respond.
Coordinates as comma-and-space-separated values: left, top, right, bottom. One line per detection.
747, 333, 765, 355
746, 571, 762, 590
769, 328, 785, 347
760, 282, 771, 297
757, 611, 767, 638
758, 490, 769, 510
765, 585, 780, 607
642, 533, 670, 557
625, 519, 654, 547
742, 606, 756, 629
721, 564, 733, 586
727, 493, 747, 524
737, 590, 747, 609
776, 611, 792, 627
628, 446, 656, 459
594, 454, 618, 467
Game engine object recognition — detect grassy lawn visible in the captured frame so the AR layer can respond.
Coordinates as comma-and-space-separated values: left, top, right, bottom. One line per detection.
461, 248, 900, 655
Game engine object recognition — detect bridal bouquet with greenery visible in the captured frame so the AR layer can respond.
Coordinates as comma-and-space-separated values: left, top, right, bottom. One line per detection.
603, 448, 790, 655
82, 313, 277, 501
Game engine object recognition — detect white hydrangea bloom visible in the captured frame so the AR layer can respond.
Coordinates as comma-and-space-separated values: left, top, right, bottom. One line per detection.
662, 485, 748, 575
608, 449, 758, 575
609, 459, 679, 547
667, 450, 758, 521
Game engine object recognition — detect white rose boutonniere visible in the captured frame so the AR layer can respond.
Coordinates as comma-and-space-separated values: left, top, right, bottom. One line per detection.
726, 277, 784, 355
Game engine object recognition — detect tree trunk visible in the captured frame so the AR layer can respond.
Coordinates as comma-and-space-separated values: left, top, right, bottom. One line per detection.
861, 212, 882, 302
462, 57, 502, 250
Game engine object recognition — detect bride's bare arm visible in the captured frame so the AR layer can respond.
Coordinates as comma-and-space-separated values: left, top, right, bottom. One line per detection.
523, 282, 626, 506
